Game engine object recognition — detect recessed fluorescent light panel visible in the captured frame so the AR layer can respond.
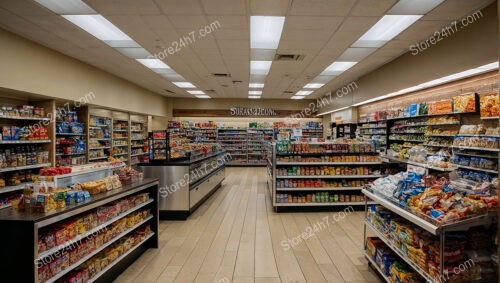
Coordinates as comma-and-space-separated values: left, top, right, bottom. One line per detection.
250, 16, 285, 49
172, 82, 196, 88
188, 90, 205, 95
63, 15, 139, 47
322, 61, 357, 76
248, 91, 262, 95
34, 0, 96, 14
249, 83, 264, 88
251, 61, 272, 75
291, 96, 305, 100
195, 95, 211, 99
353, 15, 422, 48
304, 83, 324, 89
249, 96, 261, 99
296, 91, 313, 96
387, 0, 444, 15
115, 47, 151, 59
337, 48, 377, 61
136, 59, 170, 71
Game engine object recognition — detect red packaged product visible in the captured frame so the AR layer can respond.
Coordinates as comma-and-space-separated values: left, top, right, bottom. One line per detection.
49, 257, 61, 276
54, 227, 67, 246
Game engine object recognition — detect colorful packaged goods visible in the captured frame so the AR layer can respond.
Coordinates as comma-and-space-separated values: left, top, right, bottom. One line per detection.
479, 93, 499, 118
428, 99, 453, 114
453, 93, 477, 113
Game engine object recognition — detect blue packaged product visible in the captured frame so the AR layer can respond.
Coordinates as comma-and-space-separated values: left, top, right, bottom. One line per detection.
404, 106, 411, 117
66, 191, 77, 205
76, 190, 85, 203
83, 191, 91, 202
430, 209, 445, 220
409, 104, 418, 117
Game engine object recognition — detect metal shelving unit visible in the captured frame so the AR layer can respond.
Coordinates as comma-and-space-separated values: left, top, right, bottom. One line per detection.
268, 142, 381, 211
362, 187, 496, 283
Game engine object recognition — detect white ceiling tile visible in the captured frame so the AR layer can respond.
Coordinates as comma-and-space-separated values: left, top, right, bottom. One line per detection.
425, 0, 494, 20
285, 16, 344, 30
0, 0, 54, 16
213, 29, 249, 40
142, 15, 175, 30
351, 0, 398, 16
154, 0, 204, 15
250, 0, 290, 15
169, 15, 208, 29
289, 0, 356, 16
86, 0, 161, 15
281, 29, 334, 41
201, 0, 246, 15
327, 17, 379, 44
207, 15, 247, 29
216, 39, 248, 49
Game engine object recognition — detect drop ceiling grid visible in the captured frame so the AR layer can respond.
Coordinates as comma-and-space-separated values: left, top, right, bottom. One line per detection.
0, 0, 495, 99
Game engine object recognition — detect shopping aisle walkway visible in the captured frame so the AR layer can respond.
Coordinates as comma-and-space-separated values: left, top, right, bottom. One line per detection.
115, 167, 381, 283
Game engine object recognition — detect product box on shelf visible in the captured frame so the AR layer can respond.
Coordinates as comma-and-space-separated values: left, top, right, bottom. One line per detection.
479, 93, 499, 118
453, 93, 477, 113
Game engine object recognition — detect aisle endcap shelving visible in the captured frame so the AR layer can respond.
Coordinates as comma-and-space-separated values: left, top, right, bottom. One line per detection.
0, 140, 51, 144
0, 163, 51, 173
364, 220, 436, 283
276, 186, 364, 192
277, 175, 382, 179
362, 188, 494, 235
275, 201, 376, 207
363, 252, 390, 283
276, 161, 382, 165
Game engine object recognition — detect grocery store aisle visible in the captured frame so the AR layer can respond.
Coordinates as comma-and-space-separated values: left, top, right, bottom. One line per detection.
115, 167, 381, 283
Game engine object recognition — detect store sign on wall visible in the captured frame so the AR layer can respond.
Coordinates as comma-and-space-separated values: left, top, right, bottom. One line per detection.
230, 107, 277, 116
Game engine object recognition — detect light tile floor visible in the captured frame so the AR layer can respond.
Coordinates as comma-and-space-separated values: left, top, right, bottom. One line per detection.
115, 167, 381, 283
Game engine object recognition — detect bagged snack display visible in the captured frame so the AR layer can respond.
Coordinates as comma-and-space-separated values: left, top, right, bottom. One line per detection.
479, 93, 499, 117
453, 93, 477, 113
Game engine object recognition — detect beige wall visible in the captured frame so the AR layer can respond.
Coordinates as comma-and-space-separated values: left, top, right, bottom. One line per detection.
320, 3, 498, 113
0, 28, 170, 117
172, 98, 313, 110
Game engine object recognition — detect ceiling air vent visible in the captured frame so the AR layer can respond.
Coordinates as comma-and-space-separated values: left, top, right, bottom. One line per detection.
283, 91, 294, 94
212, 73, 231, 77
163, 89, 175, 94
274, 54, 305, 61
